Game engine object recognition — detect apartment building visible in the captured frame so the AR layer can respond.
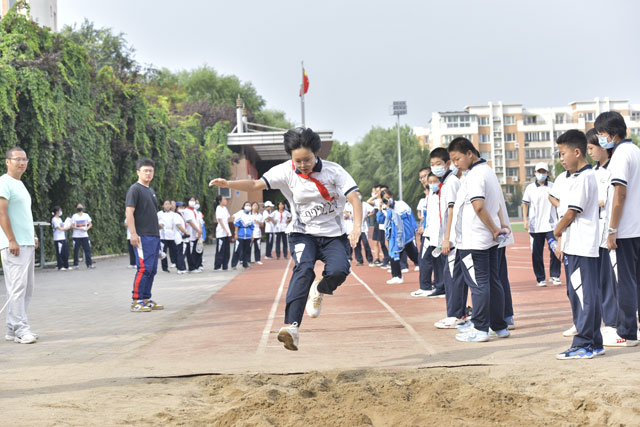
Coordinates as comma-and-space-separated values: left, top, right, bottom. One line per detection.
1, 0, 57, 31
414, 97, 640, 197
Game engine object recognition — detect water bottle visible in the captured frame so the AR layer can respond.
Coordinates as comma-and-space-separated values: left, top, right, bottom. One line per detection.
548, 238, 568, 265
432, 246, 442, 257
496, 233, 507, 244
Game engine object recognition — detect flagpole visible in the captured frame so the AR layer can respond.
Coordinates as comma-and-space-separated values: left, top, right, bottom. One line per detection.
300, 60, 306, 128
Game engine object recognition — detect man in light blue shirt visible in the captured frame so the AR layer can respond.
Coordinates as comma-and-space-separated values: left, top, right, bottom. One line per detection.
0, 147, 39, 344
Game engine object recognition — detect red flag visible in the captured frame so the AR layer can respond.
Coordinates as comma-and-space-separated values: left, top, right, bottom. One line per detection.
299, 68, 309, 96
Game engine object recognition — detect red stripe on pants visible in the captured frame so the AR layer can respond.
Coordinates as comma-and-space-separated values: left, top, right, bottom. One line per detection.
132, 246, 146, 300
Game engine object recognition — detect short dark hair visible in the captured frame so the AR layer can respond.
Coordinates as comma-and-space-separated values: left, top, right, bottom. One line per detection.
380, 188, 394, 199
556, 130, 587, 157
594, 111, 627, 140
283, 127, 322, 155
447, 137, 476, 155
379, 184, 389, 190
429, 147, 450, 162
6, 146, 25, 159
51, 205, 61, 217
136, 158, 155, 170
419, 167, 430, 174
428, 173, 438, 179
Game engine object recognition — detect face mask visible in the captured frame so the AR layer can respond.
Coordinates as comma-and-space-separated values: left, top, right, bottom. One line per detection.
58, 211, 63, 217
195, 204, 200, 210
535, 173, 547, 182
598, 135, 614, 149
178, 208, 184, 213
429, 183, 440, 193
77, 207, 83, 212
432, 165, 446, 178
244, 206, 251, 212
188, 200, 196, 208
450, 165, 459, 176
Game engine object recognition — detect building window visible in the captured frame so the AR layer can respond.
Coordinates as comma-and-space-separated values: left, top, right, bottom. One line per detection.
504, 185, 516, 194
524, 131, 550, 142
504, 133, 516, 142
504, 116, 515, 125
480, 152, 491, 161
631, 111, 640, 121
442, 134, 473, 145
553, 130, 564, 141
630, 128, 640, 135
585, 112, 595, 122
525, 148, 552, 160
445, 114, 472, 128
505, 150, 519, 160
478, 116, 490, 126
479, 134, 491, 143
525, 115, 538, 125
506, 167, 519, 177
555, 113, 565, 124
525, 166, 535, 176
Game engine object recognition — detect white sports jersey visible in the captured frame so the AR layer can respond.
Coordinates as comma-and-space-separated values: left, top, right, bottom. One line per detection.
608, 140, 640, 239
261, 158, 358, 237
560, 165, 600, 258
522, 180, 556, 233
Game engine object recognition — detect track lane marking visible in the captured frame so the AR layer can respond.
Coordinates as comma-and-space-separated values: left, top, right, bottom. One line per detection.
257, 258, 292, 355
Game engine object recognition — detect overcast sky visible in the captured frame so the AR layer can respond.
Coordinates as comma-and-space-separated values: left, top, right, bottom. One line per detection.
58, 0, 640, 143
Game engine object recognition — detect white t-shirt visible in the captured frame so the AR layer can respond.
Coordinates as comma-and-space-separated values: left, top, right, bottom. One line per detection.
455, 160, 502, 251
361, 201, 372, 233
174, 211, 187, 244
157, 210, 177, 240
263, 209, 275, 233
440, 172, 461, 247
251, 212, 263, 238
549, 171, 570, 219
52, 216, 66, 241
261, 158, 358, 237
344, 202, 354, 234
594, 162, 613, 248
424, 191, 442, 244
215, 206, 231, 238
608, 140, 640, 239
560, 165, 600, 258
522, 180, 556, 233
182, 208, 199, 241
271, 209, 292, 233
71, 212, 92, 238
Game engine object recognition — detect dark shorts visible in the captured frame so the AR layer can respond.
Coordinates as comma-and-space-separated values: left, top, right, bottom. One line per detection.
372, 226, 385, 242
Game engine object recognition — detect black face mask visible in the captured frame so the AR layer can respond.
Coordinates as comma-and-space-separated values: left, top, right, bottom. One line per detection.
77, 208, 83, 212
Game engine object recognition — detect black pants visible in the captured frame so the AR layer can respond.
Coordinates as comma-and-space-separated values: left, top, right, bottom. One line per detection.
186, 240, 200, 271
215, 237, 231, 270
352, 233, 373, 264
419, 242, 444, 291
176, 242, 187, 272
614, 237, 640, 340
161, 239, 177, 271
54, 239, 69, 269
498, 246, 514, 319
265, 232, 274, 258
444, 248, 468, 319
275, 232, 288, 259
380, 240, 390, 264
530, 231, 561, 282
231, 240, 241, 267
565, 254, 602, 349
73, 237, 93, 267
599, 247, 617, 327
390, 241, 419, 278
252, 238, 261, 262
127, 240, 136, 266
239, 239, 251, 267
285, 233, 351, 326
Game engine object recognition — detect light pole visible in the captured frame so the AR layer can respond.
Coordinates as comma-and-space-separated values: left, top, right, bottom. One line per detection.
391, 101, 407, 200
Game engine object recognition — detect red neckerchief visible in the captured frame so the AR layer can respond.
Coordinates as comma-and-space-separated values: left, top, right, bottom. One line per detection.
292, 161, 334, 201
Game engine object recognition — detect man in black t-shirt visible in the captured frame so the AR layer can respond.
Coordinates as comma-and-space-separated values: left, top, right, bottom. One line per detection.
125, 158, 163, 312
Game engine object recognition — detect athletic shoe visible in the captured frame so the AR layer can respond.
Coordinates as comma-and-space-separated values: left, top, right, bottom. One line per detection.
505, 316, 516, 330
434, 316, 468, 329
601, 325, 616, 338
5, 331, 38, 341
386, 277, 404, 285
379, 264, 389, 269
177, 270, 187, 275
127, 265, 136, 269
401, 268, 409, 274
410, 289, 431, 297
162, 269, 170, 273
305, 281, 323, 318
489, 328, 511, 338
191, 269, 203, 274
563, 325, 577, 337
170, 263, 176, 268
373, 260, 382, 266
603, 331, 639, 347
146, 300, 164, 310
455, 327, 490, 342
427, 289, 446, 298
368, 262, 377, 267
213, 268, 221, 272
593, 347, 606, 356
457, 320, 474, 331
130, 300, 152, 312
57, 267, 67, 271
14, 333, 37, 344
277, 322, 299, 351
537, 280, 547, 287
556, 346, 593, 360
264, 256, 273, 260
414, 266, 420, 272
355, 262, 364, 266
256, 261, 263, 265
550, 277, 562, 286
197, 267, 204, 272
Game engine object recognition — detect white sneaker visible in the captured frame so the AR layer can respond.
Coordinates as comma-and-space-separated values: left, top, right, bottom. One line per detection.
177, 270, 187, 275
434, 317, 467, 329
410, 289, 430, 297
277, 322, 299, 351
401, 268, 409, 274
170, 264, 176, 268
256, 261, 263, 265
14, 333, 37, 344
455, 327, 490, 342
368, 262, 376, 267
197, 267, 204, 272
601, 325, 617, 338
562, 325, 577, 337
414, 266, 420, 272
386, 277, 404, 285
536, 280, 547, 287
305, 281, 323, 318
190, 269, 202, 274
550, 277, 562, 286
6, 331, 39, 341
603, 330, 639, 347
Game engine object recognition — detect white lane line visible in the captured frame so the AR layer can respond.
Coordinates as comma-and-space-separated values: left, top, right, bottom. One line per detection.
257, 258, 292, 355
350, 271, 436, 356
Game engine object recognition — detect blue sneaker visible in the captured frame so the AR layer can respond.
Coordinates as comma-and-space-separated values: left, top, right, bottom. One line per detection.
489, 328, 511, 339
505, 316, 515, 330
455, 327, 490, 342
556, 346, 593, 360
593, 347, 606, 356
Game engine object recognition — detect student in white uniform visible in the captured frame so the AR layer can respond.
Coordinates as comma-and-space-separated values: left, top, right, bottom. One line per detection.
183, 197, 202, 273
174, 201, 189, 274
157, 199, 178, 273
262, 201, 275, 259
209, 127, 362, 351
51, 206, 70, 270
522, 162, 561, 287
552, 130, 602, 359
272, 201, 291, 260
214, 195, 231, 271
250, 202, 264, 264
595, 112, 640, 347
71, 203, 94, 269
448, 137, 510, 343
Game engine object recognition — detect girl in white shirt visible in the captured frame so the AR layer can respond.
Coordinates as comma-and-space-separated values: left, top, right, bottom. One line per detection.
214, 195, 231, 270
51, 206, 70, 270
272, 201, 292, 260
250, 202, 264, 264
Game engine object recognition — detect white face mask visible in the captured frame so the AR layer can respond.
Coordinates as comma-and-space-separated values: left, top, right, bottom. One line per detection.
58, 211, 63, 217
431, 165, 446, 178
244, 206, 251, 212
195, 204, 200, 210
